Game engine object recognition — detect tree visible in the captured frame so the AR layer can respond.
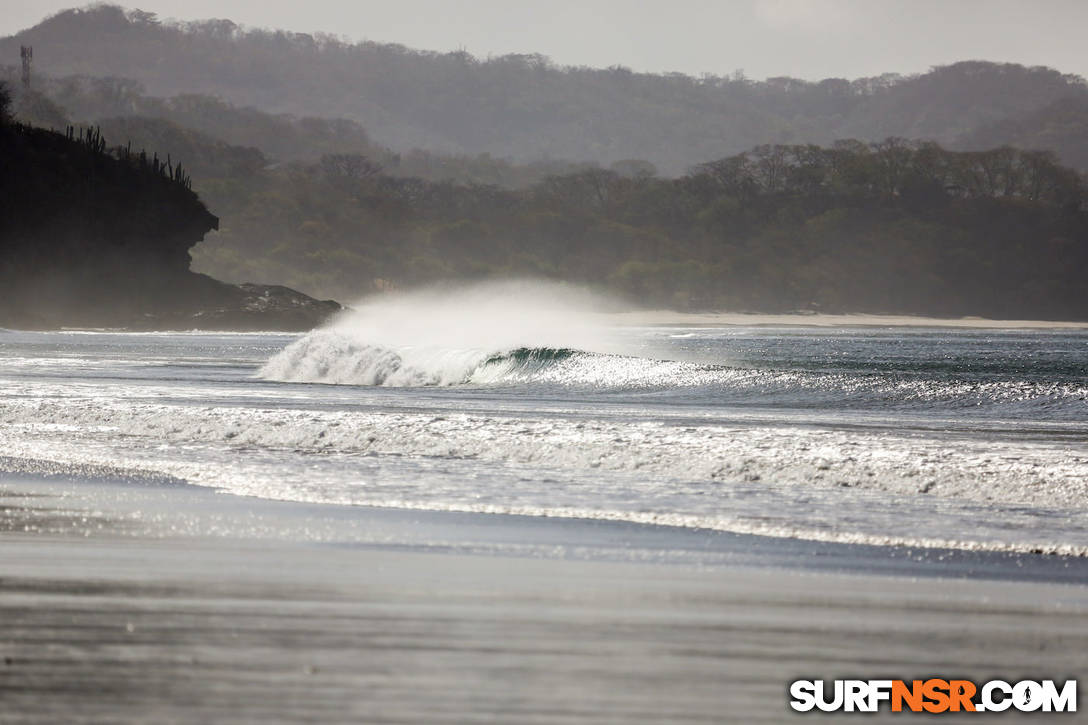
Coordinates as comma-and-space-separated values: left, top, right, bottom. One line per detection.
610, 159, 657, 179
871, 137, 913, 196
320, 153, 383, 182
0, 82, 11, 124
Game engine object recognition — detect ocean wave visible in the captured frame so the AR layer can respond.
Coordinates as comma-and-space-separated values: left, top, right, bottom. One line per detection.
7, 393, 1086, 508
258, 331, 742, 389
259, 330, 1088, 419
3, 400, 1088, 556
258, 331, 585, 386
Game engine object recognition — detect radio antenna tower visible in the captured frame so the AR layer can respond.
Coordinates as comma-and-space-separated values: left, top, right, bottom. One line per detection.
21, 46, 33, 90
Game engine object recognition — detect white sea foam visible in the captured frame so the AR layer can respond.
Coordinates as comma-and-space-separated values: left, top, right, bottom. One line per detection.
259, 279, 635, 386
5, 325, 1088, 557
3, 391, 1087, 513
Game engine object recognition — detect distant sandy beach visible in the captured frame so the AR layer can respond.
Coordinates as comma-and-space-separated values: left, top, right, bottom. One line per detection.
605, 310, 1088, 328
2, 474, 1087, 723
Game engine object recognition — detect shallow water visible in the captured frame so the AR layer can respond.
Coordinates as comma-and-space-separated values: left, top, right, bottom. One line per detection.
1, 323, 1087, 554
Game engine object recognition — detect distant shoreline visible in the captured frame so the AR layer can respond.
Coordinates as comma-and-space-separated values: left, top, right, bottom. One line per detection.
605, 310, 1088, 328
7, 310, 1088, 334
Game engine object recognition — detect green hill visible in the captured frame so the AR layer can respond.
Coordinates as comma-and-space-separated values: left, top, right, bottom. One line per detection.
5, 6, 1086, 174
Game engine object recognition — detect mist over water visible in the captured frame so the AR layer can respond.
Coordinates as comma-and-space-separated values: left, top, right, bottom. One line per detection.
259, 279, 634, 386
339, 280, 621, 350
259, 281, 1088, 423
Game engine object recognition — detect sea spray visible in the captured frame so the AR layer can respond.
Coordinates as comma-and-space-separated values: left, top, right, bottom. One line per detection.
258, 281, 1088, 405
259, 279, 631, 386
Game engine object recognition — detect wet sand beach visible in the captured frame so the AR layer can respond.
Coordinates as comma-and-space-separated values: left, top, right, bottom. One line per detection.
1, 477, 1086, 723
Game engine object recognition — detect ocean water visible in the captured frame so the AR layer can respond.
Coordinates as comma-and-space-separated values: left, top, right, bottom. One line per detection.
2, 299, 1087, 555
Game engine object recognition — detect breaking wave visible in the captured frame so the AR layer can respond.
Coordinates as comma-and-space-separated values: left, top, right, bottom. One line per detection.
258, 279, 646, 386
257, 281, 1088, 420
5, 320, 1088, 557
260, 330, 1088, 423
258, 330, 700, 387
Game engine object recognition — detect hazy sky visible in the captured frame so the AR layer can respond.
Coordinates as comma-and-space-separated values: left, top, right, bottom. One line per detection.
4, 0, 1088, 81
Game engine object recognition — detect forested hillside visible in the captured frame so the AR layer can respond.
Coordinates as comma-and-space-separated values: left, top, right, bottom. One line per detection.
2, 70, 597, 189
4, 5, 1086, 320
4, 5, 1087, 174
181, 137, 1087, 319
959, 96, 1088, 174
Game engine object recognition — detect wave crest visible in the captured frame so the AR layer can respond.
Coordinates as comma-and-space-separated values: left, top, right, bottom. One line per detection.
258, 332, 592, 387
260, 330, 1088, 418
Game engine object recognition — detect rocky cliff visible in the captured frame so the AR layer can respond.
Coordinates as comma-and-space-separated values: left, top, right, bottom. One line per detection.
0, 120, 340, 330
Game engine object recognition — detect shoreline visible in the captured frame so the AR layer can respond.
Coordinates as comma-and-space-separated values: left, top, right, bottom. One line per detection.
5, 310, 1088, 335
2, 474, 1088, 722
5, 471, 1088, 585
604, 310, 1088, 328
5, 472, 1088, 580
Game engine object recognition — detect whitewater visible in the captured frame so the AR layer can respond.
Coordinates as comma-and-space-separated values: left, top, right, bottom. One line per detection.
2, 282, 1087, 555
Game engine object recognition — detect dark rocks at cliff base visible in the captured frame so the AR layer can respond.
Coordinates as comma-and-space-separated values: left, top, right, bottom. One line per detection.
163, 281, 344, 332
0, 270, 342, 331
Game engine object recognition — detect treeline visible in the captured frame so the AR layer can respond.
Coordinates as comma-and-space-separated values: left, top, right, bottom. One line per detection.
691, 141, 1081, 207
961, 96, 1088, 174
5, 5, 1088, 173
62, 123, 193, 189
4, 71, 1086, 319
0, 87, 201, 203
3, 71, 598, 189
191, 138, 1088, 319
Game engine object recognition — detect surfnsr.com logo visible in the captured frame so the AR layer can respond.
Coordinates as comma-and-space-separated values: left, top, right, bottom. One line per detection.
789, 679, 1077, 713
